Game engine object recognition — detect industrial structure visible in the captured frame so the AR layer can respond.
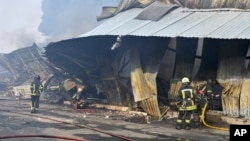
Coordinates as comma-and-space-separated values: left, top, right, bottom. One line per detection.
0, 0, 249, 120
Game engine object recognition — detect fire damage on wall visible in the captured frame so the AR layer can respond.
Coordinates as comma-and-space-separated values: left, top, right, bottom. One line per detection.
1, 0, 250, 125
0, 43, 107, 105
43, 0, 250, 120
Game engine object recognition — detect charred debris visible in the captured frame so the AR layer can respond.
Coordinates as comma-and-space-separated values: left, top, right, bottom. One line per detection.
0, 0, 250, 122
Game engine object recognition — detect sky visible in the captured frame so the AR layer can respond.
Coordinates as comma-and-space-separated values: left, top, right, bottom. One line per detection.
0, 0, 120, 54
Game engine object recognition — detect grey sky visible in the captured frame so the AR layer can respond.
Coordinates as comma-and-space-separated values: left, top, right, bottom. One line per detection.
0, 0, 120, 53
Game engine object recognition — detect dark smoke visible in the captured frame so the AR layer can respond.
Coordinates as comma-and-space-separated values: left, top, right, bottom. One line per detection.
38, 0, 120, 45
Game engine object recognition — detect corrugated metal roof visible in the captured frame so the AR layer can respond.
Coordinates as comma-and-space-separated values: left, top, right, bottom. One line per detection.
81, 7, 250, 39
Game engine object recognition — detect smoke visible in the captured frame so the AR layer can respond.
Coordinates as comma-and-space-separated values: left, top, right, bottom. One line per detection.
0, 0, 45, 53
0, 0, 120, 53
38, 0, 120, 47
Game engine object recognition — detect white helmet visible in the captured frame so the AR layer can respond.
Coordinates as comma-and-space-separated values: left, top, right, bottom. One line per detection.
181, 77, 190, 83
77, 86, 85, 93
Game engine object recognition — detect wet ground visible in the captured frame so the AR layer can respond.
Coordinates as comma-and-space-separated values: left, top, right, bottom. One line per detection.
0, 98, 229, 141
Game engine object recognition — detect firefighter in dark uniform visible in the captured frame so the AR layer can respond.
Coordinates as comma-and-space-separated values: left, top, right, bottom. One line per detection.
30, 75, 43, 113
198, 79, 214, 110
176, 77, 198, 130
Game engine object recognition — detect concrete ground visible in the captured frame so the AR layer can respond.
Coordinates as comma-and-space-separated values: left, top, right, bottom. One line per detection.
0, 98, 229, 141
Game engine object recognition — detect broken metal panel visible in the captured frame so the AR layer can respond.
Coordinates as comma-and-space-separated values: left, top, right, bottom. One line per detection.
140, 38, 169, 117
216, 40, 249, 117
96, 6, 118, 21
113, 47, 135, 106
220, 79, 242, 117
63, 79, 78, 91
44, 21, 250, 119
194, 38, 219, 80
102, 80, 122, 105
97, 0, 155, 21
130, 47, 152, 101
45, 36, 133, 106
141, 96, 161, 118
161, 0, 250, 9
44, 36, 117, 78
0, 55, 18, 80
96, 49, 128, 106
12, 84, 31, 99
0, 43, 53, 85
217, 40, 249, 80
129, 37, 169, 117
168, 80, 182, 100
97, 0, 250, 22
240, 79, 250, 116
191, 38, 204, 80
140, 37, 169, 94
158, 38, 176, 80
135, 2, 179, 21
173, 38, 198, 79
245, 44, 250, 70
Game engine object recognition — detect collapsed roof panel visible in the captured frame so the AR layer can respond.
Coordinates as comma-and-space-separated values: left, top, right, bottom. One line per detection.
0, 43, 54, 85
97, 0, 250, 21
134, 2, 179, 21
44, 36, 117, 79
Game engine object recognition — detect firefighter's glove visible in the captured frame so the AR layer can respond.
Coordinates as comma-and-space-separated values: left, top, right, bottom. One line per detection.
215, 94, 220, 98
175, 101, 182, 106
198, 90, 204, 95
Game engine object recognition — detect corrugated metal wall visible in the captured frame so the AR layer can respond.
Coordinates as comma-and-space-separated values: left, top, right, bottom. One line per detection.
166, 38, 250, 117
0, 43, 52, 83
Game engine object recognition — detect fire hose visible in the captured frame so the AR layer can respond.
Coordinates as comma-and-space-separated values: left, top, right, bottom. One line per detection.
200, 101, 229, 131
0, 108, 134, 141
0, 135, 87, 141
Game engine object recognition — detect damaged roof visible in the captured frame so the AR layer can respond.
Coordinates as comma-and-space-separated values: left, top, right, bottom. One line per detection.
81, 2, 250, 39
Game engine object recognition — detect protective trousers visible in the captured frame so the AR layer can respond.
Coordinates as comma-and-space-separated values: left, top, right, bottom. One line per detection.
31, 95, 40, 113
176, 110, 193, 130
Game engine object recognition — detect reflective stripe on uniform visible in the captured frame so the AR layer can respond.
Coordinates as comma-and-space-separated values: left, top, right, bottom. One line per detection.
181, 89, 193, 99
177, 119, 182, 123
202, 86, 206, 92
31, 83, 43, 95
179, 105, 197, 111
180, 88, 196, 111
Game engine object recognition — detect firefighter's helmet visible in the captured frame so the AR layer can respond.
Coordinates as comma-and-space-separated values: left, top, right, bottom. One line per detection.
181, 77, 190, 83
34, 75, 40, 81
37, 75, 40, 80
77, 85, 85, 93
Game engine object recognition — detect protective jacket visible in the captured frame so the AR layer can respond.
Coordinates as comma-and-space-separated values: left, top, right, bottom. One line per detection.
199, 83, 213, 98
177, 84, 197, 111
30, 79, 43, 96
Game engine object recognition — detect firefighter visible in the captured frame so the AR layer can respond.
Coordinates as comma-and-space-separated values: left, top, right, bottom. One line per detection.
198, 79, 214, 110
30, 75, 43, 113
176, 77, 198, 130
72, 86, 89, 109
211, 79, 223, 110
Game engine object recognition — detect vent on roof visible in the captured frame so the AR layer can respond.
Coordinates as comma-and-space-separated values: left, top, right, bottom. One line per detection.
135, 2, 179, 21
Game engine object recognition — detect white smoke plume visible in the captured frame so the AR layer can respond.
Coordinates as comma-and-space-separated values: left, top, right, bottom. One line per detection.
0, 0, 120, 53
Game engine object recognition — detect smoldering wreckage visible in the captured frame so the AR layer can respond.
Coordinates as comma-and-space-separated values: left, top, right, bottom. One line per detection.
1, 0, 250, 131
